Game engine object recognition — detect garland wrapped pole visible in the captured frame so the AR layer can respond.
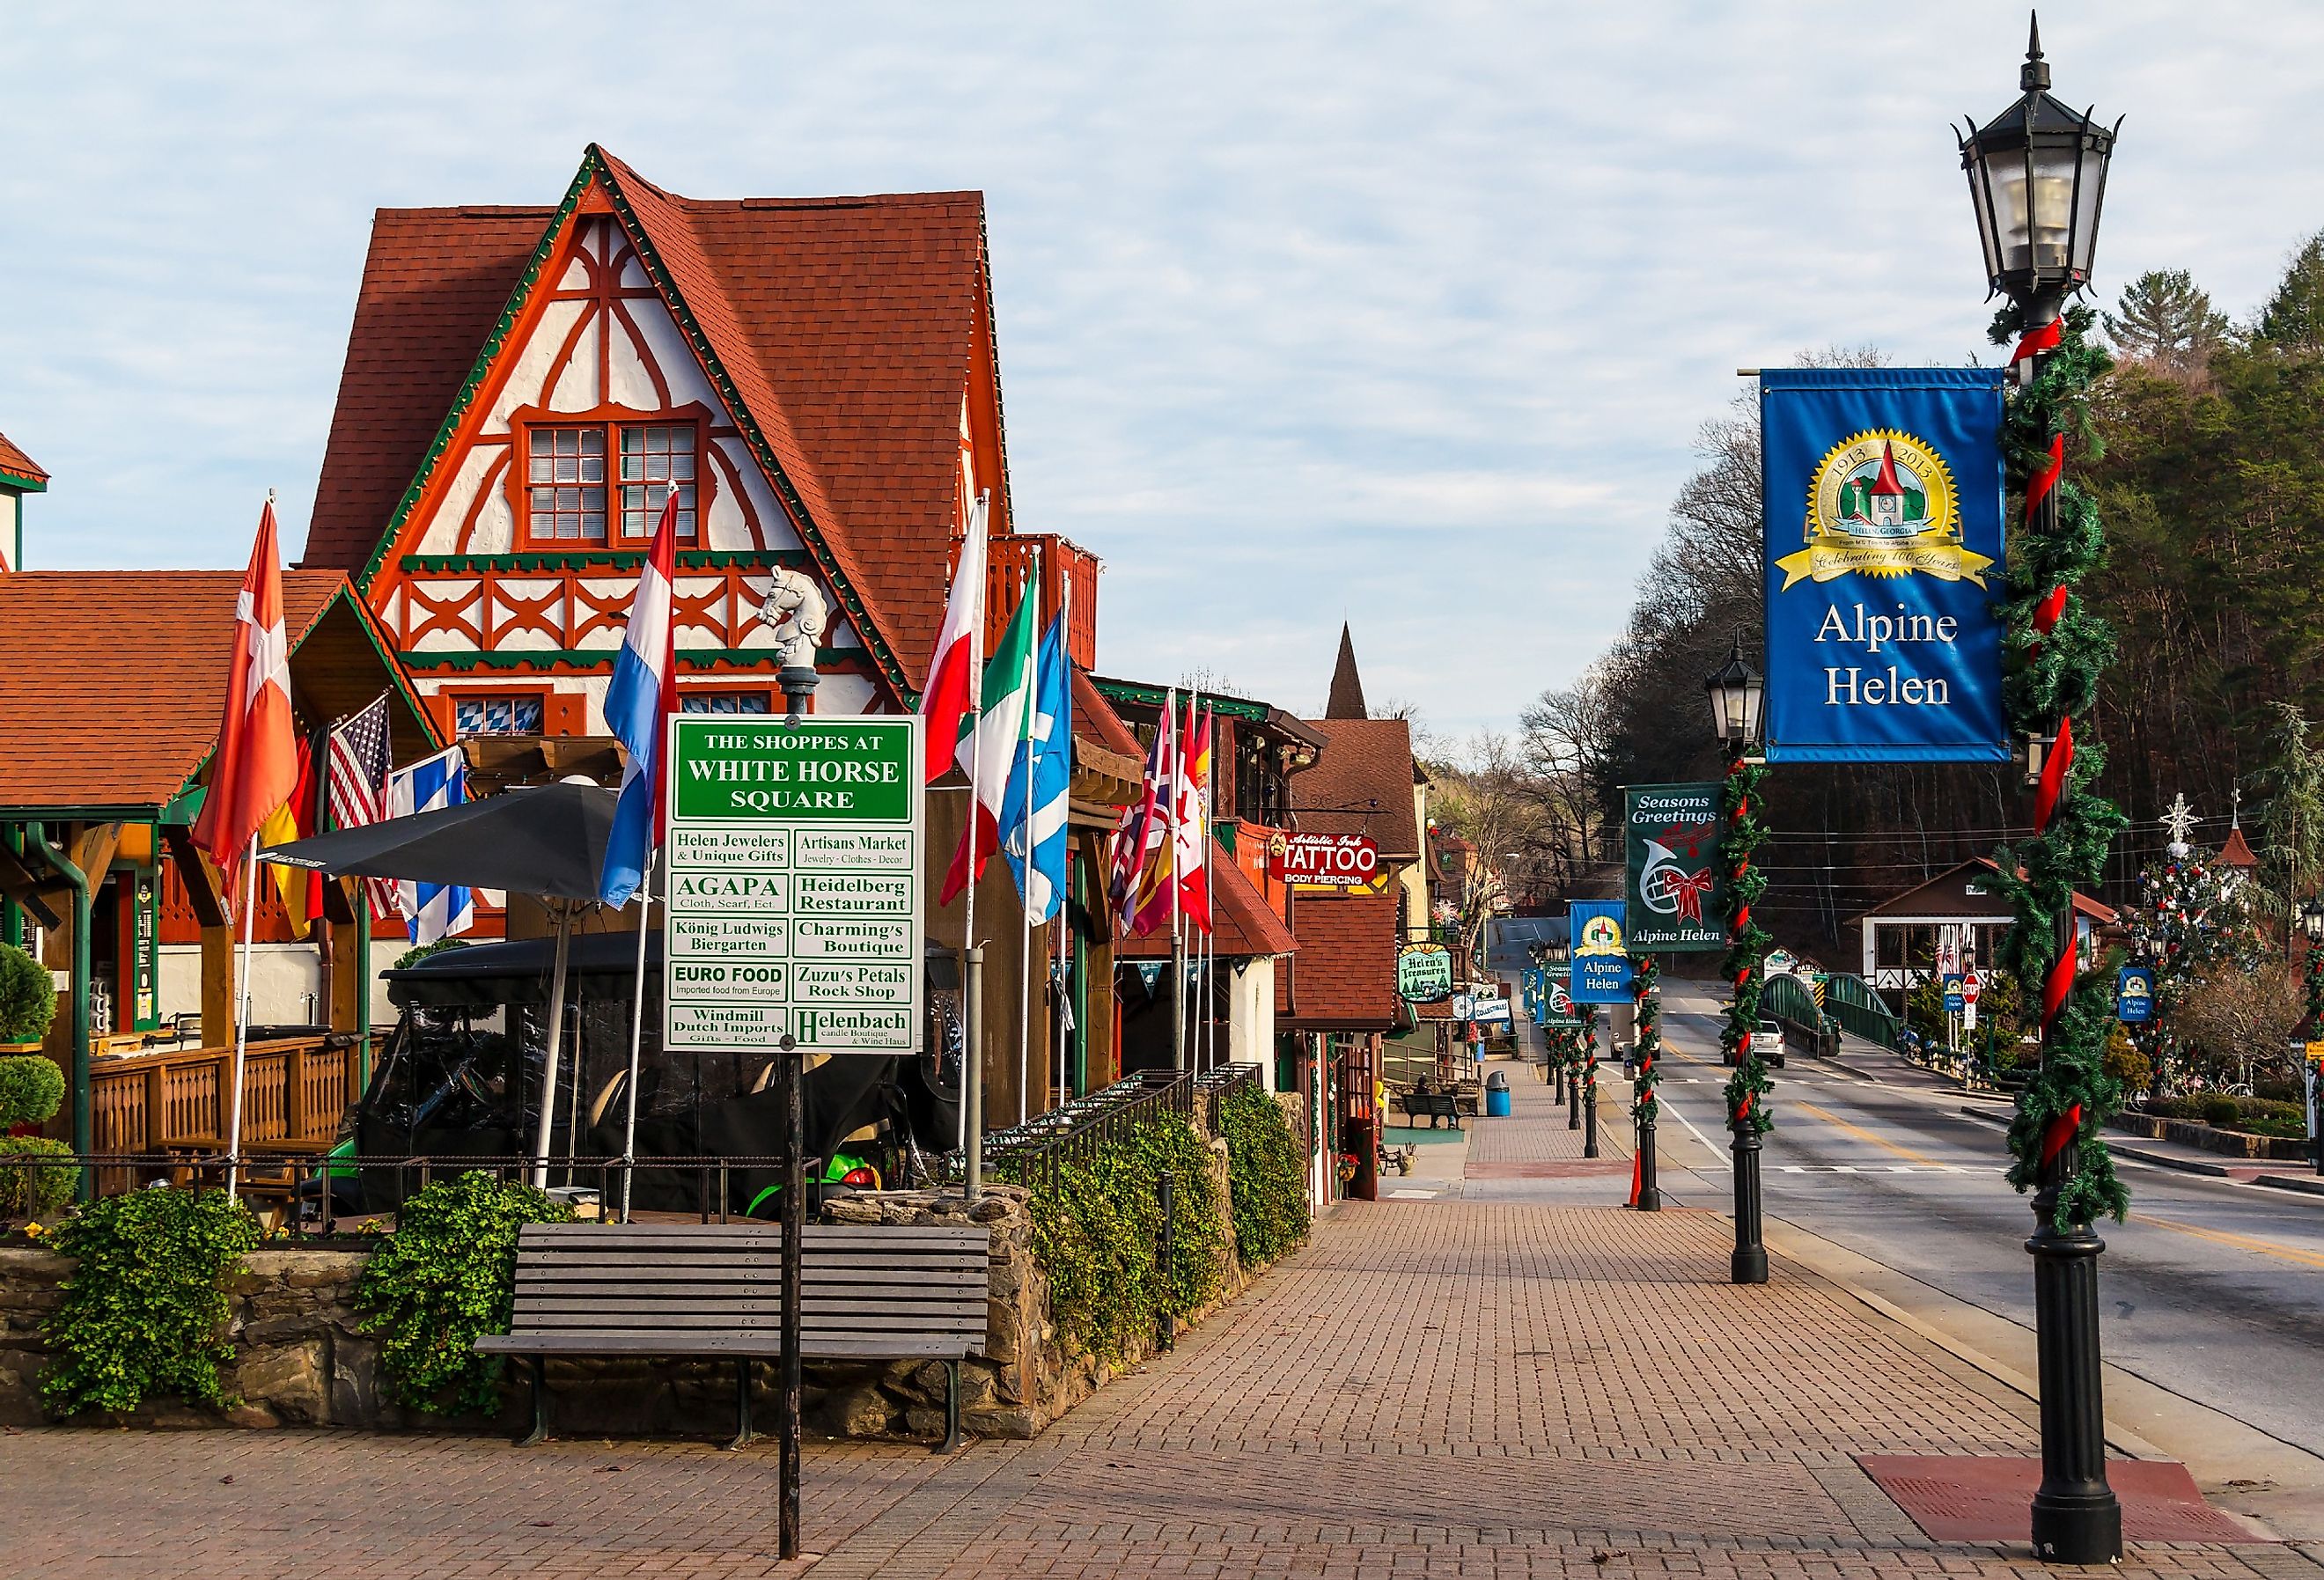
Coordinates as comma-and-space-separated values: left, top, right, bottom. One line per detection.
1566, 1022, 1583, 1130
1960, 20, 2125, 1564
1630, 955, 1662, 1210
1582, 1013, 1600, 1159
1717, 739, 1772, 1285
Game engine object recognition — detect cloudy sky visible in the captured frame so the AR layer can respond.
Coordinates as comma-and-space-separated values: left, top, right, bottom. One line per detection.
5, 3, 2320, 739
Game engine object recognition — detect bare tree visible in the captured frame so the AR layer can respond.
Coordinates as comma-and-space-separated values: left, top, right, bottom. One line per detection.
2176, 963, 2305, 1091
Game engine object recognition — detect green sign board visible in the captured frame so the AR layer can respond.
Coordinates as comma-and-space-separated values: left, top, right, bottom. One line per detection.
1622, 783, 1725, 953
1541, 965, 1580, 1029
1396, 944, 1453, 1003
662, 716, 923, 1055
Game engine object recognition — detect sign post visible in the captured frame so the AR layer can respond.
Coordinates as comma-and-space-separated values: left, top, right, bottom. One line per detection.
662, 712, 923, 1561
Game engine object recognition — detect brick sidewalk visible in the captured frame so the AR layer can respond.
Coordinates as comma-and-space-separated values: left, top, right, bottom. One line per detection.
4, 1125, 2316, 1576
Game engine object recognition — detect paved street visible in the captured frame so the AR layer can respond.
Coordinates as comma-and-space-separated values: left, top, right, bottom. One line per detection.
7, 1056, 2320, 1577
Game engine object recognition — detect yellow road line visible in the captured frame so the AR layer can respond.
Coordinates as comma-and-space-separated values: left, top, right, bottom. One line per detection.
2138, 1214, 2324, 1271
1793, 1100, 1942, 1169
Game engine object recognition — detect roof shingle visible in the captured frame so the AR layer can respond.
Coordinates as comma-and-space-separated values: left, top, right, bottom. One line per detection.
1291, 718, 1421, 858
0, 431, 48, 488
1281, 892, 1401, 1030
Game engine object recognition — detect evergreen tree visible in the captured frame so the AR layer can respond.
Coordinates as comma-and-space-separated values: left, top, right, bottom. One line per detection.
2257, 702, 2324, 913
2255, 231, 2324, 350
2103, 268, 2231, 368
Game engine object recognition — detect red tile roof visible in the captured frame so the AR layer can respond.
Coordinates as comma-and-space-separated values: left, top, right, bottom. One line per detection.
1292, 718, 1421, 857
0, 431, 47, 487
1281, 892, 1401, 1030
0, 571, 355, 811
1117, 841, 1297, 960
1072, 666, 1144, 760
302, 148, 995, 690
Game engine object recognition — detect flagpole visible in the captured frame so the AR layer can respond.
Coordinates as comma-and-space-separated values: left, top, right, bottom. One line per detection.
619, 851, 652, 1223
1168, 688, 1184, 1073
1055, 570, 1074, 1104
960, 492, 989, 1194
1017, 546, 1041, 1128
224, 834, 258, 1197
1203, 705, 1216, 1075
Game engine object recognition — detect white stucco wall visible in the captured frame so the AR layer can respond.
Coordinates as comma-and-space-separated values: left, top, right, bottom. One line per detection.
158, 939, 409, 1032
1230, 957, 1279, 1089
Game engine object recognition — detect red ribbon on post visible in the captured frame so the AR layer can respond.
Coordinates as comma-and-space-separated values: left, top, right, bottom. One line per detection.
2025, 434, 2066, 524
2041, 943, 2077, 1033
2011, 318, 2064, 365
2034, 712, 2074, 834
2041, 1102, 2084, 1165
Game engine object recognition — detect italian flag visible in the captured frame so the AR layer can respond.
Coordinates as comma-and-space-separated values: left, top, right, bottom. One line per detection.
938, 584, 1037, 905
921, 493, 989, 784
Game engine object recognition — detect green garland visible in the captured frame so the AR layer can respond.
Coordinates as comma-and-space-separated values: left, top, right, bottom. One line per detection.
1719, 750, 1775, 1133
1986, 304, 2130, 1231
1631, 956, 1661, 1124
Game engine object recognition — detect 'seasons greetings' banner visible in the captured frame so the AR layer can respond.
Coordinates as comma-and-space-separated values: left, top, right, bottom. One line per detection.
1761, 368, 2008, 764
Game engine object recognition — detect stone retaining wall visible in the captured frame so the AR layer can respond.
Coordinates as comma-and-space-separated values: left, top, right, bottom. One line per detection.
0, 1134, 1257, 1442
2108, 1112, 2309, 1162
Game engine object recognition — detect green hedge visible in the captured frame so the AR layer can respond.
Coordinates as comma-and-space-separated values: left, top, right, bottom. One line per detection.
356, 1172, 570, 1415
0, 1136, 74, 1216
1218, 1085, 1310, 1267
1007, 1111, 1227, 1363
2145, 1094, 2309, 1139
40, 1188, 261, 1415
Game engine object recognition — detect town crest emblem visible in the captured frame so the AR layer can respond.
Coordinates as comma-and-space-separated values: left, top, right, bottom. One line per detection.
1575, 912, 1625, 957
1776, 430, 1993, 591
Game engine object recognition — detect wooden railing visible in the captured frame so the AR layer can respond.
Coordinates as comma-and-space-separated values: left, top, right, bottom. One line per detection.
87, 1035, 365, 1159
987, 533, 1098, 671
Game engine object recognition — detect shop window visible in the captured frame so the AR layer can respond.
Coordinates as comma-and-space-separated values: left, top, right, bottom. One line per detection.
526, 427, 606, 542
680, 691, 773, 716
453, 694, 546, 736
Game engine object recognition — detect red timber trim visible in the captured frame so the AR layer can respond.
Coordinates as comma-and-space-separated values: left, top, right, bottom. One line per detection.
392, 561, 834, 654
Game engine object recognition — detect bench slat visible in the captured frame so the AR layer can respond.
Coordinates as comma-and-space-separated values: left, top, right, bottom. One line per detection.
514, 1289, 982, 1310
519, 1225, 988, 1247
508, 1311, 985, 1331
517, 1271, 985, 1293
477, 1334, 974, 1357
510, 1251, 989, 1273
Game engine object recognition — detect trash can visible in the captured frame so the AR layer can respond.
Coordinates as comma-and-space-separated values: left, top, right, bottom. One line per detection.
1484, 1069, 1511, 1118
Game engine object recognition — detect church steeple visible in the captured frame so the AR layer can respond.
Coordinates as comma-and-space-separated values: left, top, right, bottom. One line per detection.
1326, 622, 1368, 720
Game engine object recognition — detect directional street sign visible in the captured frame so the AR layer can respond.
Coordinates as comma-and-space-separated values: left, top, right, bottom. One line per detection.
662, 715, 924, 1055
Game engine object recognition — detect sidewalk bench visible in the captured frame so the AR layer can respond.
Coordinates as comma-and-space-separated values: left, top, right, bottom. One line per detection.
1396, 1092, 1462, 1130
475, 1221, 989, 1451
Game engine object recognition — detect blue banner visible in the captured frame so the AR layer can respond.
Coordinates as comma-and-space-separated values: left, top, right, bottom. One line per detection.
2116, 966, 2156, 1024
1761, 368, 2007, 764
1569, 900, 1633, 1003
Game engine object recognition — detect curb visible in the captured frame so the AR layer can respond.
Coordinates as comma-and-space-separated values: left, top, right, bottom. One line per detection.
1958, 1103, 2230, 1174
2254, 1173, 2324, 1197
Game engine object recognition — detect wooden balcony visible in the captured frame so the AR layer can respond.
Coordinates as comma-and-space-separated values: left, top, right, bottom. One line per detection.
84, 1035, 366, 1192
987, 533, 1098, 671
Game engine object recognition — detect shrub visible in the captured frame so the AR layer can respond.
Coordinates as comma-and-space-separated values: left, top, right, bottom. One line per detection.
391, 937, 471, 973
2201, 1097, 2240, 1128
1218, 1086, 1309, 1267
0, 1136, 75, 1216
1010, 1111, 1228, 1363
355, 1172, 570, 1415
2100, 1025, 2152, 1101
40, 1188, 261, 1415
0, 944, 55, 1046
0, 1054, 65, 1129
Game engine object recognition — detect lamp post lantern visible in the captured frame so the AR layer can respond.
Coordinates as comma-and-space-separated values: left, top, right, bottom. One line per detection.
1962, 17, 2124, 1567
2303, 899, 2324, 1178
1707, 641, 1769, 1284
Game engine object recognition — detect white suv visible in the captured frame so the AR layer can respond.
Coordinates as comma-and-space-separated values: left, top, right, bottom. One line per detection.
1749, 1020, 1787, 1069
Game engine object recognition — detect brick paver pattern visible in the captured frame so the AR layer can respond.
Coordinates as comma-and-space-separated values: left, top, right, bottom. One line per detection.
4, 1066, 2314, 1580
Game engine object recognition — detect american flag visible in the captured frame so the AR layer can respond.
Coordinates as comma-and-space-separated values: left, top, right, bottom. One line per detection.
327, 692, 395, 920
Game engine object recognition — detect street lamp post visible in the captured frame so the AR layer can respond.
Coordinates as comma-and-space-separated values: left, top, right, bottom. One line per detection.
1958, 18, 2123, 1566
1706, 641, 1769, 1285
2302, 899, 2324, 1177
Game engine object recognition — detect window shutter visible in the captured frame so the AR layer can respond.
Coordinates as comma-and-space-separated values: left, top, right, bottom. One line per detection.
546, 692, 588, 737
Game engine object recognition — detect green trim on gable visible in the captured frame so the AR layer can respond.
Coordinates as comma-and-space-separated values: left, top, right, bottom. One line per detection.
0, 469, 46, 493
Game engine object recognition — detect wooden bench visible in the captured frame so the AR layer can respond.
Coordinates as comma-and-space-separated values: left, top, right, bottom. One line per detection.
475, 1222, 989, 1451
1396, 1091, 1462, 1130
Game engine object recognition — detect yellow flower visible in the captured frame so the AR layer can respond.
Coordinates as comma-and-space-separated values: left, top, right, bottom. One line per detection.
22, 1222, 44, 1238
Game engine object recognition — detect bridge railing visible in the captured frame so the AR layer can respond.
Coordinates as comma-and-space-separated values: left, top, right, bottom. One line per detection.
1820, 973, 1902, 1050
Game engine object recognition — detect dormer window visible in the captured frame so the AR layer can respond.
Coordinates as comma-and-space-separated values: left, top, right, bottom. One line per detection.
527, 427, 606, 542
513, 410, 706, 549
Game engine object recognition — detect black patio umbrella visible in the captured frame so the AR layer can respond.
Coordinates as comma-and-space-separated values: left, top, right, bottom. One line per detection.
258, 779, 616, 900
260, 779, 621, 1187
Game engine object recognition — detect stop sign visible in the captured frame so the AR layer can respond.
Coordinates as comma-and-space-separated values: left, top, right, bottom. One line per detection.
1962, 970, 1982, 1005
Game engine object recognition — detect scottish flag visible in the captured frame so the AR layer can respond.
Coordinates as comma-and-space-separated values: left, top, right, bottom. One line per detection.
999, 615, 1072, 922
599, 496, 680, 905
387, 746, 474, 946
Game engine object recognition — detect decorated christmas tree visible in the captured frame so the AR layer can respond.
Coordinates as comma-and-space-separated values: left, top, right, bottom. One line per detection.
2118, 805, 2270, 1087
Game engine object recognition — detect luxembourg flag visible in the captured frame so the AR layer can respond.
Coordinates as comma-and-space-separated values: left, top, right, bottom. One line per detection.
599, 492, 681, 905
